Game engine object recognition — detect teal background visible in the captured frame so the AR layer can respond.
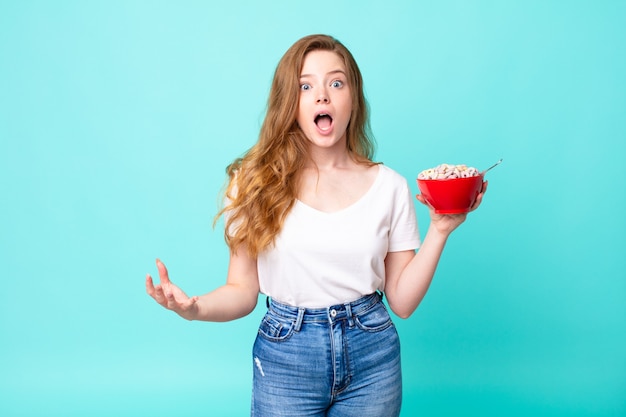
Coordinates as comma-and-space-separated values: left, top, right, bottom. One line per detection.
1, 1, 624, 416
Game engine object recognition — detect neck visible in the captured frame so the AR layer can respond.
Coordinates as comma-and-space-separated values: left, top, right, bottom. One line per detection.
305, 140, 355, 170
308, 151, 354, 170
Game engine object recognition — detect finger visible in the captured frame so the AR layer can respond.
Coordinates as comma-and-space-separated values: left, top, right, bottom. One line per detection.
179, 295, 199, 312
153, 284, 168, 304
165, 290, 186, 312
146, 274, 156, 297
415, 194, 432, 208
164, 289, 176, 309
156, 258, 171, 285
471, 192, 485, 211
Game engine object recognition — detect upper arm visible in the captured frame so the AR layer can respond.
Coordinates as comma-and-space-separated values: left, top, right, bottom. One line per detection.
226, 246, 260, 310
383, 250, 415, 302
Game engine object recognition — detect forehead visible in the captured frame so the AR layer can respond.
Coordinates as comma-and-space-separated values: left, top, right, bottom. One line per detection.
300, 50, 346, 76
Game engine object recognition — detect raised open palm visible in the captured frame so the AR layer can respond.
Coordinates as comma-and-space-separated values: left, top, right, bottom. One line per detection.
146, 259, 199, 320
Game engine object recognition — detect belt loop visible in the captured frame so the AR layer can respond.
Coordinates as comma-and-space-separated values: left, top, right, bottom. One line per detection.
266, 296, 270, 309
345, 302, 354, 327
294, 308, 305, 332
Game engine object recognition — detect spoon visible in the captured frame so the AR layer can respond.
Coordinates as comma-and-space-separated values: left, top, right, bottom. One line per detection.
481, 158, 503, 175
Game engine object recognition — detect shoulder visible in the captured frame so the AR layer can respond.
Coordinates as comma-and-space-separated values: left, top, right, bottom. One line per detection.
377, 164, 410, 188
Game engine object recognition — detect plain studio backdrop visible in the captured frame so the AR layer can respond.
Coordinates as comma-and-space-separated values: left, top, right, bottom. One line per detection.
1, 1, 624, 416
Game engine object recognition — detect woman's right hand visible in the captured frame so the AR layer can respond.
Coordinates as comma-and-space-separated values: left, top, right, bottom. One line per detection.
146, 259, 200, 321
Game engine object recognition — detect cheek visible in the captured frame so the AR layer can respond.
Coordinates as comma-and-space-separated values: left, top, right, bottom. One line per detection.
341, 93, 353, 116
295, 102, 307, 127
341, 101, 353, 124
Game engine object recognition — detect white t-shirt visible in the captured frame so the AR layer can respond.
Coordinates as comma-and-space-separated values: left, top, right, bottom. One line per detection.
257, 164, 421, 308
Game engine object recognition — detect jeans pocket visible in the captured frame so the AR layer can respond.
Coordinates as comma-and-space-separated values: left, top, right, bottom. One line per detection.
257, 313, 296, 342
355, 302, 394, 332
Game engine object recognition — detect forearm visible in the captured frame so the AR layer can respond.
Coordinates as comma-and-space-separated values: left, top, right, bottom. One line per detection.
190, 283, 259, 322
387, 225, 450, 318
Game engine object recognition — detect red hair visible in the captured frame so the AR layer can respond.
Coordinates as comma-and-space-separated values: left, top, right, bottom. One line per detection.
216, 34, 376, 257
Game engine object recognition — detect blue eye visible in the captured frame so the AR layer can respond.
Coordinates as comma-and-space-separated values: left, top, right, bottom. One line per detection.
331, 80, 343, 88
300, 83, 311, 91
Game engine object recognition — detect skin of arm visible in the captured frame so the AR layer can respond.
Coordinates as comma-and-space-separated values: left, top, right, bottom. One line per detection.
146, 246, 259, 322
384, 182, 487, 319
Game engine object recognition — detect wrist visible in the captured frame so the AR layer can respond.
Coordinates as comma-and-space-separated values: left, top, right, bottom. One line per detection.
426, 223, 451, 242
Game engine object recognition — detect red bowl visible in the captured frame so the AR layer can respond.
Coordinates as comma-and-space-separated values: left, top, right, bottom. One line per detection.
417, 175, 484, 214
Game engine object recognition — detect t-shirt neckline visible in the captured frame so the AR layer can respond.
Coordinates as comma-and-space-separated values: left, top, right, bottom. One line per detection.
295, 164, 384, 215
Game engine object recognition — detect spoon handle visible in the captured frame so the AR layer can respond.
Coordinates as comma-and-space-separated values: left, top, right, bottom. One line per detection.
482, 158, 502, 175
482, 158, 503, 175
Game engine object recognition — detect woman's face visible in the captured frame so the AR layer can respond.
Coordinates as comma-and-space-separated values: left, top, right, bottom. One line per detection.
296, 50, 352, 152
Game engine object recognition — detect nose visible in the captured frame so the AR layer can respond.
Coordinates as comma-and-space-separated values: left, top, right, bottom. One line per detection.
316, 89, 329, 104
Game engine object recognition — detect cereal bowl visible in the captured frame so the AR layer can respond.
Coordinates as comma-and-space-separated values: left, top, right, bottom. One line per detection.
416, 164, 484, 214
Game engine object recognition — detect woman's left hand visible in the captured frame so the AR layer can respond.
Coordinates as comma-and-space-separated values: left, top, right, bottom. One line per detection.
416, 180, 488, 235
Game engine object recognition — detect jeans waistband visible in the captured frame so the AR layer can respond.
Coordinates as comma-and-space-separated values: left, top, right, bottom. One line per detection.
267, 292, 382, 329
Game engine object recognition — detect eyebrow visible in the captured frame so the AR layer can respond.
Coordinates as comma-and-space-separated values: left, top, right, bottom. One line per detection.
299, 69, 347, 78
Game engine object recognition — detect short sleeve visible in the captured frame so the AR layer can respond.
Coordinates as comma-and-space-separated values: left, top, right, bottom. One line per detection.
387, 176, 421, 252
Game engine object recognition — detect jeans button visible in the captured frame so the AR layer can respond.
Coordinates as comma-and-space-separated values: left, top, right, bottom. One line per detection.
330, 309, 337, 317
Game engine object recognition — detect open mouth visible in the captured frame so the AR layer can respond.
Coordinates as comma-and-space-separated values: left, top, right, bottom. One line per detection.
314, 113, 333, 131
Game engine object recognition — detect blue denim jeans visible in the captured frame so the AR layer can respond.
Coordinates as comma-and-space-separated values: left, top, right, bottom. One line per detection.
251, 293, 402, 417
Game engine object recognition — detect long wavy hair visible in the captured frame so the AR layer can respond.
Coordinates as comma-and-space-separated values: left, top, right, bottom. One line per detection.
215, 34, 376, 257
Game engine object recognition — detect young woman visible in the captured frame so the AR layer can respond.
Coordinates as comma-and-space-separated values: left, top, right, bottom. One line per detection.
146, 34, 486, 417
